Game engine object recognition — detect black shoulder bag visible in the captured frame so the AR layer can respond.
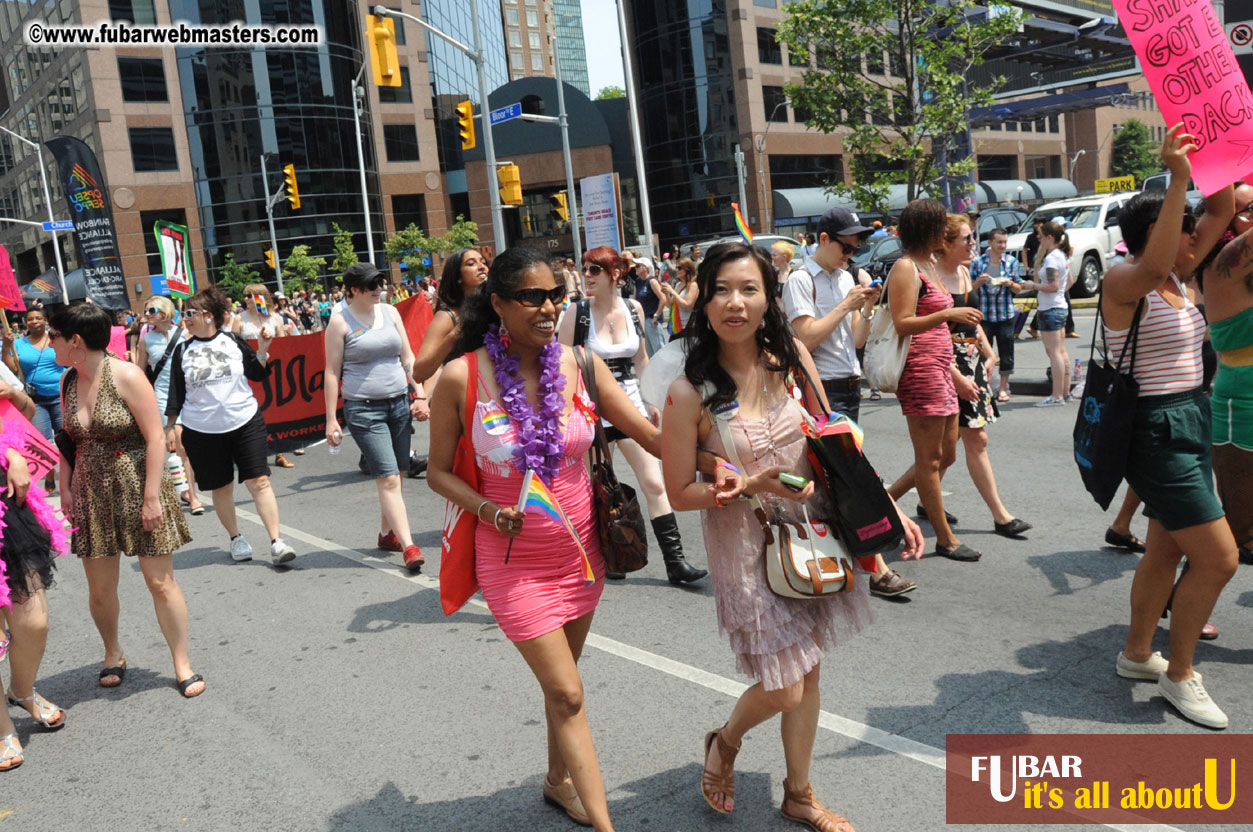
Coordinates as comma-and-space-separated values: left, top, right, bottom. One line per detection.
1073, 294, 1145, 510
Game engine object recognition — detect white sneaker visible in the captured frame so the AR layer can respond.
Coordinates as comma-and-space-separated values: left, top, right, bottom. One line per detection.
270, 537, 296, 565
1034, 396, 1065, 407
1158, 672, 1229, 729
1116, 651, 1168, 680
229, 535, 253, 562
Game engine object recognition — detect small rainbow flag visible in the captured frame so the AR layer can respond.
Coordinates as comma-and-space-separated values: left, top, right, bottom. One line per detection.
250, 293, 269, 318
731, 202, 753, 246
516, 469, 595, 586
667, 299, 682, 336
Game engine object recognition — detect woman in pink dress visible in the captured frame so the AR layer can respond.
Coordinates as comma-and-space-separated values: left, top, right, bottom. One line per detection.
883, 199, 984, 561
428, 247, 741, 831
662, 243, 924, 831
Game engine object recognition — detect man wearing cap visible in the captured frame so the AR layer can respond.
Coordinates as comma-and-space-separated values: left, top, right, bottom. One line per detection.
783, 207, 917, 598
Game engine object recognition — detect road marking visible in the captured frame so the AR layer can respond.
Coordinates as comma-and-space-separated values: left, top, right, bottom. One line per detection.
235, 508, 1183, 832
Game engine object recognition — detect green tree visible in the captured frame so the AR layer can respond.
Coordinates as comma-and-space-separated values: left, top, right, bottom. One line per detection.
385, 223, 436, 279
778, 0, 1023, 212
216, 252, 258, 302
1110, 119, 1160, 186
595, 86, 625, 100
439, 215, 479, 253
281, 244, 327, 294
330, 222, 358, 277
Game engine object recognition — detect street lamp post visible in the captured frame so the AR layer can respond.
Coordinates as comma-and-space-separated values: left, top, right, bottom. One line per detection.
0, 124, 67, 299
614, 0, 653, 252
754, 99, 790, 232
1069, 148, 1086, 185
352, 64, 376, 264
259, 153, 285, 294
374, 5, 506, 254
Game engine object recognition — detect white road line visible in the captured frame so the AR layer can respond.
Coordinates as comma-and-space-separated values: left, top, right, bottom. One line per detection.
235, 507, 1182, 832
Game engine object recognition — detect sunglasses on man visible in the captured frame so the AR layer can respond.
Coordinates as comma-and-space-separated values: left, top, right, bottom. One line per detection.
503, 286, 567, 308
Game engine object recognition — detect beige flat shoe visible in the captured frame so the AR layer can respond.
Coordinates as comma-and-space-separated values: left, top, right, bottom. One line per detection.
542, 775, 591, 826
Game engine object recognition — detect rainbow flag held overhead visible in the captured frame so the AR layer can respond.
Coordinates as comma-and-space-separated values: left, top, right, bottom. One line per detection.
731, 202, 753, 246
517, 469, 595, 585
250, 293, 269, 318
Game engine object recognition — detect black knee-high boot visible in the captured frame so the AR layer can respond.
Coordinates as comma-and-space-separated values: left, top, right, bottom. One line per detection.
651, 513, 706, 585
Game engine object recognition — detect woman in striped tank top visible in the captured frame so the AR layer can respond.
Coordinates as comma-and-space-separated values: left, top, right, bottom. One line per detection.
1104, 126, 1238, 730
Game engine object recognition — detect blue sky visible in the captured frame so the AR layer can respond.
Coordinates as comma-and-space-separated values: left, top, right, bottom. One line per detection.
581, 0, 626, 94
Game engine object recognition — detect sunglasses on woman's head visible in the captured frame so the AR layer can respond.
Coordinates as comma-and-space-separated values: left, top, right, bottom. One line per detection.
504, 286, 567, 308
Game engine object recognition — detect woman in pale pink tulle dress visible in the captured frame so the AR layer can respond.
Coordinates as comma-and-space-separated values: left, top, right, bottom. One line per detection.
662, 243, 923, 832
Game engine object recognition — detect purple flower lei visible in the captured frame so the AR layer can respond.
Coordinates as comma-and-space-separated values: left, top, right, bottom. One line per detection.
484, 325, 567, 484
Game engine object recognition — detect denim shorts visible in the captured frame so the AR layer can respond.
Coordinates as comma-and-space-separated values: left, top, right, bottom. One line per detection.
344, 395, 411, 478
1037, 307, 1068, 332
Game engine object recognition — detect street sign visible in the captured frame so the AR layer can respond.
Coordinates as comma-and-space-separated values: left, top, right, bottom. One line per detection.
42, 220, 74, 231
1095, 176, 1136, 193
490, 102, 522, 126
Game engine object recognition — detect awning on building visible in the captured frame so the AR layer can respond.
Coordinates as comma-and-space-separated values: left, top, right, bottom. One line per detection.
971, 83, 1133, 126
772, 188, 858, 222
975, 179, 1035, 205
1029, 178, 1079, 201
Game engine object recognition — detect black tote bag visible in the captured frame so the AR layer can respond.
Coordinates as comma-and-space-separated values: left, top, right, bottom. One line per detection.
794, 365, 905, 561
1073, 295, 1145, 510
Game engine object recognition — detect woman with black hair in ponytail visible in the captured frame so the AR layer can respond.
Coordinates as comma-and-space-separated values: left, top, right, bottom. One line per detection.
428, 247, 743, 831
661, 243, 923, 830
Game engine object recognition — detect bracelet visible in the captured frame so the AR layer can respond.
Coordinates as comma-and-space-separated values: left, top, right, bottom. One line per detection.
493, 507, 504, 529
715, 460, 742, 477
476, 500, 492, 521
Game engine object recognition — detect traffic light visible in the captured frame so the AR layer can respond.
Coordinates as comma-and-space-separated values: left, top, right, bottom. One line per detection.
455, 100, 475, 150
498, 164, 522, 206
549, 191, 569, 223
283, 164, 300, 210
265, 249, 276, 269
367, 15, 401, 87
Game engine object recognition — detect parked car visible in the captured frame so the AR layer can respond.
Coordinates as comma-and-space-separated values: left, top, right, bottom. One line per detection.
1141, 172, 1204, 212
848, 234, 903, 279
1005, 192, 1138, 296
975, 208, 1028, 251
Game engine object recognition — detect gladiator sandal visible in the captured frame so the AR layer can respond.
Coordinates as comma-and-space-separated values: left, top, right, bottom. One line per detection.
780, 781, 855, 832
701, 725, 740, 814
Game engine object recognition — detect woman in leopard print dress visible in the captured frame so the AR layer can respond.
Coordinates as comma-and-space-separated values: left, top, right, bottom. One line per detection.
53, 304, 203, 698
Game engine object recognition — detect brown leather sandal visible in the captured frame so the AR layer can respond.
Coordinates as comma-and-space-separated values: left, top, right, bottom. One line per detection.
701, 725, 740, 814
781, 781, 854, 832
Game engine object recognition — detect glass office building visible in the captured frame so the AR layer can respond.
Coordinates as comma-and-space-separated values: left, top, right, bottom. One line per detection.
627, 0, 739, 243
552, 0, 591, 98
422, 0, 508, 211
170, 0, 384, 285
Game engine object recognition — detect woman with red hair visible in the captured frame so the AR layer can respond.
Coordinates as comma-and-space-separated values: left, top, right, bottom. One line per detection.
558, 246, 707, 585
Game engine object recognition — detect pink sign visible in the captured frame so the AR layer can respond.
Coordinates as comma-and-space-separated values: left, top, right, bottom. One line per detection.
0, 245, 26, 312
0, 399, 57, 481
107, 325, 127, 359
1114, 0, 1253, 194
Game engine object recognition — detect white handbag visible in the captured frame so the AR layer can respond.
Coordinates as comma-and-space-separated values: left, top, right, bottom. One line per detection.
709, 403, 854, 599
862, 280, 913, 394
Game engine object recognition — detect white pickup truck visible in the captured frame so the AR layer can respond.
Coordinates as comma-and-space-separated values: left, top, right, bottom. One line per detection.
1005, 192, 1139, 296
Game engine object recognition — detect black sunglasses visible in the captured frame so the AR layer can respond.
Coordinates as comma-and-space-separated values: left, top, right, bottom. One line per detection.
836, 241, 861, 256
503, 286, 567, 308
46, 328, 61, 339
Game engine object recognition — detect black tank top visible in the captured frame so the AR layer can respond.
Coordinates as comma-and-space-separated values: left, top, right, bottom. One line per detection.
948, 285, 981, 338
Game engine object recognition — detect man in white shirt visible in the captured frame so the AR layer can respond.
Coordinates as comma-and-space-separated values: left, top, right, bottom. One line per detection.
782, 206, 878, 421
783, 206, 918, 598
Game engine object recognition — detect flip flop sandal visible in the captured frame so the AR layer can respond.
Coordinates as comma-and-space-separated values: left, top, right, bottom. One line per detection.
701, 726, 740, 814
996, 391, 1011, 403
7, 689, 66, 730
0, 734, 22, 772
176, 674, 205, 698
99, 657, 127, 688
868, 391, 882, 401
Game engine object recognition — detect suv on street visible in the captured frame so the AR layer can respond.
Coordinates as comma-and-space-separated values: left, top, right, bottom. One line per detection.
1005, 193, 1138, 296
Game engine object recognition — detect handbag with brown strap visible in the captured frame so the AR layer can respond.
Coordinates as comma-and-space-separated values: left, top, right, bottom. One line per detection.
574, 346, 649, 574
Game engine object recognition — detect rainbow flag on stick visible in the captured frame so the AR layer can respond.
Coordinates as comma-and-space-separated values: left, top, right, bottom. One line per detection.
731, 202, 753, 246
509, 469, 596, 585
250, 293, 269, 318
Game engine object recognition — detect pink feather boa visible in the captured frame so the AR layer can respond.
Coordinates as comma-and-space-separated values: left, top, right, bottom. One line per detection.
0, 420, 72, 610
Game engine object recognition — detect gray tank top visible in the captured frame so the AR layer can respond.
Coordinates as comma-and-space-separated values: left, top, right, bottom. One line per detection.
340, 306, 407, 400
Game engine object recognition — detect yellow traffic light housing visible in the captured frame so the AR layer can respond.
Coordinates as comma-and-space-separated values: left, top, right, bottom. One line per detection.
455, 100, 476, 150
265, 249, 276, 269
498, 164, 522, 206
549, 191, 569, 223
283, 164, 300, 210
367, 15, 401, 87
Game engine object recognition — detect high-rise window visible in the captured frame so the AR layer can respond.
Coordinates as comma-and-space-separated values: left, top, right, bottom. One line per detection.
383, 123, 420, 162
763, 86, 789, 122
531, 52, 543, 71
377, 65, 412, 103
526, 10, 538, 26
129, 127, 178, 171
118, 57, 167, 103
110, 0, 157, 23
529, 32, 540, 49
757, 28, 781, 64
506, 9, 518, 24
511, 51, 524, 68
509, 29, 521, 47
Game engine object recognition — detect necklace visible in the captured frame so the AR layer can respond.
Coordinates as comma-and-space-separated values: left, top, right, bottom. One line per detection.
484, 325, 567, 484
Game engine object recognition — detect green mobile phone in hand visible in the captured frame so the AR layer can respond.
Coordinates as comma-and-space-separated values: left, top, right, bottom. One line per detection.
779, 472, 809, 492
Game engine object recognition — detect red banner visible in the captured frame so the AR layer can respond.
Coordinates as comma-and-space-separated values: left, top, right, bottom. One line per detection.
0, 246, 26, 312
245, 295, 435, 451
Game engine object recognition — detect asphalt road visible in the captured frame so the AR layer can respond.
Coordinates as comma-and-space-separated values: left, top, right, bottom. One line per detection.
4, 310, 1249, 831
